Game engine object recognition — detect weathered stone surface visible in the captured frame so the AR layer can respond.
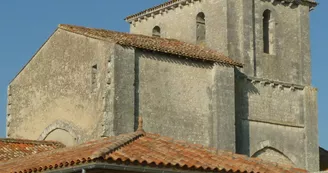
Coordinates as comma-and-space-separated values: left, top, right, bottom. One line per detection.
111, 45, 136, 135
253, 1, 310, 84
253, 146, 295, 166
136, 49, 230, 147
7, 29, 116, 144
130, 0, 229, 55
235, 73, 318, 170
304, 87, 319, 171
130, 0, 313, 85
236, 78, 305, 126
128, 0, 318, 170
6, 0, 319, 171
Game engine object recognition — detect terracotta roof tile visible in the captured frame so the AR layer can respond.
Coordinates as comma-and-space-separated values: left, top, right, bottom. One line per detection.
125, 0, 317, 22
0, 138, 65, 162
58, 24, 242, 67
0, 132, 308, 173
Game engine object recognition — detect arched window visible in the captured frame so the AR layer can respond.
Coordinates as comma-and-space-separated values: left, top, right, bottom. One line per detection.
253, 147, 294, 166
152, 26, 161, 37
263, 10, 275, 54
196, 12, 206, 44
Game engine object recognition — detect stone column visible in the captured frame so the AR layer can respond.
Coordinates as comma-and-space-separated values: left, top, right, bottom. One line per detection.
304, 86, 319, 171
111, 45, 136, 135
211, 64, 236, 152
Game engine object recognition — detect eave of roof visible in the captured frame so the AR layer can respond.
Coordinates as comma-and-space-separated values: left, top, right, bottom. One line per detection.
0, 138, 64, 147
125, 0, 318, 22
58, 24, 242, 67
0, 130, 307, 173
0, 138, 65, 162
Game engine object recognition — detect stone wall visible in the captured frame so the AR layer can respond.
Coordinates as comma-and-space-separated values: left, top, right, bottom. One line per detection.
236, 77, 305, 126
110, 45, 136, 136
135, 50, 235, 150
130, 0, 229, 55
235, 74, 319, 170
7, 29, 115, 145
130, 0, 312, 85
226, 0, 312, 85
253, 1, 311, 85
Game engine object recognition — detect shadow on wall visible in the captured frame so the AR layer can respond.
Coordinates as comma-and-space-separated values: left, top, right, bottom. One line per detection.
235, 69, 259, 156
234, 69, 296, 166
138, 49, 214, 70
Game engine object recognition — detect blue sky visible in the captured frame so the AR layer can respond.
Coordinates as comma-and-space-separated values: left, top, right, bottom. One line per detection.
0, 0, 327, 148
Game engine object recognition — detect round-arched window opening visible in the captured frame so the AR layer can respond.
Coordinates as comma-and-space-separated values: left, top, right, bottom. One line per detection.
262, 9, 276, 55
152, 26, 161, 37
196, 12, 206, 44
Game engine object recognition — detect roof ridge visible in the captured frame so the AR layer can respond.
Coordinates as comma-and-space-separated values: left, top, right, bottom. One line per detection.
58, 24, 188, 43
91, 116, 146, 159
58, 24, 118, 43
0, 138, 65, 147
57, 24, 243, 67
90, 131, 145, 159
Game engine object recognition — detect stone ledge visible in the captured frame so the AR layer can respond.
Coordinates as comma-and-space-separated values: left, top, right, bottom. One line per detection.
262, 0, 317, 8
246, 76, 305, 91
244, 118, 305, 128
126, 0, 194, 23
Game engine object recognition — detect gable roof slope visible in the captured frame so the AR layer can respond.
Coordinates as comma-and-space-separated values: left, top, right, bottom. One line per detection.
0, 138, 65, 162
0, 132, 307, 173
58, 24, 242, 67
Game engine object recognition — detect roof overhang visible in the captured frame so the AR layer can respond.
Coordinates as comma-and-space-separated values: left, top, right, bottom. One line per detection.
46, 162, 201, 173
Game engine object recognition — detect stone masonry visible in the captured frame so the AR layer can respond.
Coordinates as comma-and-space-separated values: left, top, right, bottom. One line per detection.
125, 0, 318, 171
6, 0, 319, 172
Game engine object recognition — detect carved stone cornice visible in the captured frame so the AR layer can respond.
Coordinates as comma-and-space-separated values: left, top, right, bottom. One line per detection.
246, 76, 305, 90
125, 0, 317, 23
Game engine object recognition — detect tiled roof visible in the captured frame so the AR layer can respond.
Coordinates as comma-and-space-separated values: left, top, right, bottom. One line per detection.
0, 131, 307, 173
125, 0, 317, 22
0, 138, 65, 162
58, 24, 242, 67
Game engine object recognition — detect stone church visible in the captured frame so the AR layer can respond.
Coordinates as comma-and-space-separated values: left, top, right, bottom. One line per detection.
5, 0, 320, 171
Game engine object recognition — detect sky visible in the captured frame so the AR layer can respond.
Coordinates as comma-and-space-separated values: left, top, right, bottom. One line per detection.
0, 0, 327, 148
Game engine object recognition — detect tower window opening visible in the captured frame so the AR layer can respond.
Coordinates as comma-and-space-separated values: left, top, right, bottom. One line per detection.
263, 10, 275, 54
152, 26, 161, 37
196, 12, 206, 45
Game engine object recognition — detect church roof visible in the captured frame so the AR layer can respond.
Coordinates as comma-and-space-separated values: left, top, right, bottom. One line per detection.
59, 24, 242, 67
125, 0, 318, 22
0, 138, 65, 162
0, 132, 307, 173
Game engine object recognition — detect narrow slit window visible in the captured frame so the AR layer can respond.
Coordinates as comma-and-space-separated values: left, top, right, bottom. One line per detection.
196, 12, 206, 45
91, 64, 98, 92
152, 26, 161, 37
263, 10, 275, 54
